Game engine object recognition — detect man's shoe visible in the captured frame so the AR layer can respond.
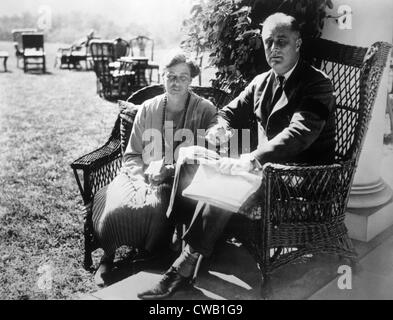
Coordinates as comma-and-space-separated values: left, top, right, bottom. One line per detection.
137, 267, 192, 300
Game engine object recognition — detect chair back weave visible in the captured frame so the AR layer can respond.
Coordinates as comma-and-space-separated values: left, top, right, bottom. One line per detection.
22, 33, 44, 51
130, 36, 155, 61
302, 38, 391, 163
90, 40, 115, 78
113, 38, 130, 59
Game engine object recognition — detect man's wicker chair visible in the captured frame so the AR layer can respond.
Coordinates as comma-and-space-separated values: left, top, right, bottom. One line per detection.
225, 38, 392, 295
70, 84, 233, 269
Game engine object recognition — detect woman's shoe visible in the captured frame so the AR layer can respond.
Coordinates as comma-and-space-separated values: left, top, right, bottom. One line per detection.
130, 248, 160, 264
94, 255, 114, 287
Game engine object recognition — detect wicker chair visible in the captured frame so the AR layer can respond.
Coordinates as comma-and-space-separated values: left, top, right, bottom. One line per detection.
70, 84, 233, 269
223, 38, 392, 296
90, 39, 130, 100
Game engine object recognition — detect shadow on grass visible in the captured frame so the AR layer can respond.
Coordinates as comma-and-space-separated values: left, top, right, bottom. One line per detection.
23, 71, 54, 75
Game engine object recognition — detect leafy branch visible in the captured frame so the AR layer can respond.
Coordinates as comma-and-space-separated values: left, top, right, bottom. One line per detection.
181, 0, 334, 94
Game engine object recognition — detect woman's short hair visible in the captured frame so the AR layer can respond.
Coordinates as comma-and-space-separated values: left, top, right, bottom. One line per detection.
163, 53, 200, 78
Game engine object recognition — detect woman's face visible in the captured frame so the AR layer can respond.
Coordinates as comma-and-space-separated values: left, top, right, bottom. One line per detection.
164, 62, 192, 97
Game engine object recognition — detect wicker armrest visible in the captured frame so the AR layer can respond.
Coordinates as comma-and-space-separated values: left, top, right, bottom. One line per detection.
71, 139, 121, 170
71, 139, 122, 203
260, 160, 356, 224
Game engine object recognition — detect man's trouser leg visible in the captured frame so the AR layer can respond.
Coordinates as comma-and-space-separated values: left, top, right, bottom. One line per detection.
182, 201, 234, 257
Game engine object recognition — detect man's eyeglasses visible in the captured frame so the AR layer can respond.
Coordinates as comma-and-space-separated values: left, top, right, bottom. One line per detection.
165, 74, 191, 83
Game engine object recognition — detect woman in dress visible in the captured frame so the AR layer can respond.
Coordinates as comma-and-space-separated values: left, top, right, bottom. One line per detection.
92, 53, 217, 286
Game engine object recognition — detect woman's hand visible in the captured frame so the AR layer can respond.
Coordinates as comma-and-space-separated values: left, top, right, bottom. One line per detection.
147, 164, 175, 185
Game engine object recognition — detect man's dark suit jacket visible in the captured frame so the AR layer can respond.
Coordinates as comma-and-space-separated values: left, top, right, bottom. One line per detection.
219, 59, 336, 165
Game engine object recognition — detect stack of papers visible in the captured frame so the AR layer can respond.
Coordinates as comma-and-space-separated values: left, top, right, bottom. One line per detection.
182, 161, 262, 213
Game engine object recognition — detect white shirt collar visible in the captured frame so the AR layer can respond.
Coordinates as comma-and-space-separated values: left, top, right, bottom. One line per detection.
273, 59, 299, 85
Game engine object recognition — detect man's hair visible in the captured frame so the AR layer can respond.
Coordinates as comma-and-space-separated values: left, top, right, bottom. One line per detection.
163, 53, 200, 78
261, 12, 301, 38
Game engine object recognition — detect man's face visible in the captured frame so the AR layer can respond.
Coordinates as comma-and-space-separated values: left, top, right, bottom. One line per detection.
262, 24, 301, 75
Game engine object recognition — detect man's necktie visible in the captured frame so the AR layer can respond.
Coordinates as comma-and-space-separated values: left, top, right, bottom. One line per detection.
269, 75, 285, 113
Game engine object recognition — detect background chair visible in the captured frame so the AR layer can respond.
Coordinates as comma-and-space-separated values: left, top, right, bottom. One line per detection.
108, 37, 131, 71
129, 35, 160, 84
70, 84, 233, 270
113, 38, 130, 60
22, 33, 46, 73
54, 35, 100, 70
11, 28, 37, 68
90, 39, 129, 100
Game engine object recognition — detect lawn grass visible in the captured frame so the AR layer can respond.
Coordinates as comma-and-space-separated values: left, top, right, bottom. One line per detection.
0, 39, 217, 300
0, 41, 118, 299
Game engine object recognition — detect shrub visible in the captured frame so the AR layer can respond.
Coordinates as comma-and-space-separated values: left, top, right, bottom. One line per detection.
181, 0, 334, 94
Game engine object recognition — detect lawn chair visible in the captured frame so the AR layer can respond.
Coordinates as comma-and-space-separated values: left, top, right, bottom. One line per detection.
11, 28, 37, 68
90, 39, 130, 100
54, 36, 99, 70
129, 36, 160, 84
22, 33, 46, 73
113, 38, 130, 59
70, 84, 233, 270
107, 38, 131, 71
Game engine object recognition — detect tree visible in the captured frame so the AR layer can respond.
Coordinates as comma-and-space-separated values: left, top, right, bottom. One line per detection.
181, 0, 333, 94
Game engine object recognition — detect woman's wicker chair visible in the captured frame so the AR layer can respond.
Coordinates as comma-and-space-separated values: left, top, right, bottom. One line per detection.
70, 84, 233, 269
227, 38, 392, 295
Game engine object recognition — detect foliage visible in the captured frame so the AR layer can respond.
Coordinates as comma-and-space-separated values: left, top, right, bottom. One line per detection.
181, 0, 334, 94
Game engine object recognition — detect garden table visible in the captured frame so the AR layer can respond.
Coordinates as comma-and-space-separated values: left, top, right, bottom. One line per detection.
0, 51, 8, 72
116, 56, 150, 94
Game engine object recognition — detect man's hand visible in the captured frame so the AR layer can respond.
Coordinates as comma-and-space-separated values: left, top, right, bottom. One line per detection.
147, 164, 175, 185
205, 124, 233, 146
217, 154, 254, 175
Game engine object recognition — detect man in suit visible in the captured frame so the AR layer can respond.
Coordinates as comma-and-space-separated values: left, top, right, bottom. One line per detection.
138, 12, 336, 299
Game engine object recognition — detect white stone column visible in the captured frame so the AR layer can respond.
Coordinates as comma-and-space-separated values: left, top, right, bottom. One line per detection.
322, 0, 393, 241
